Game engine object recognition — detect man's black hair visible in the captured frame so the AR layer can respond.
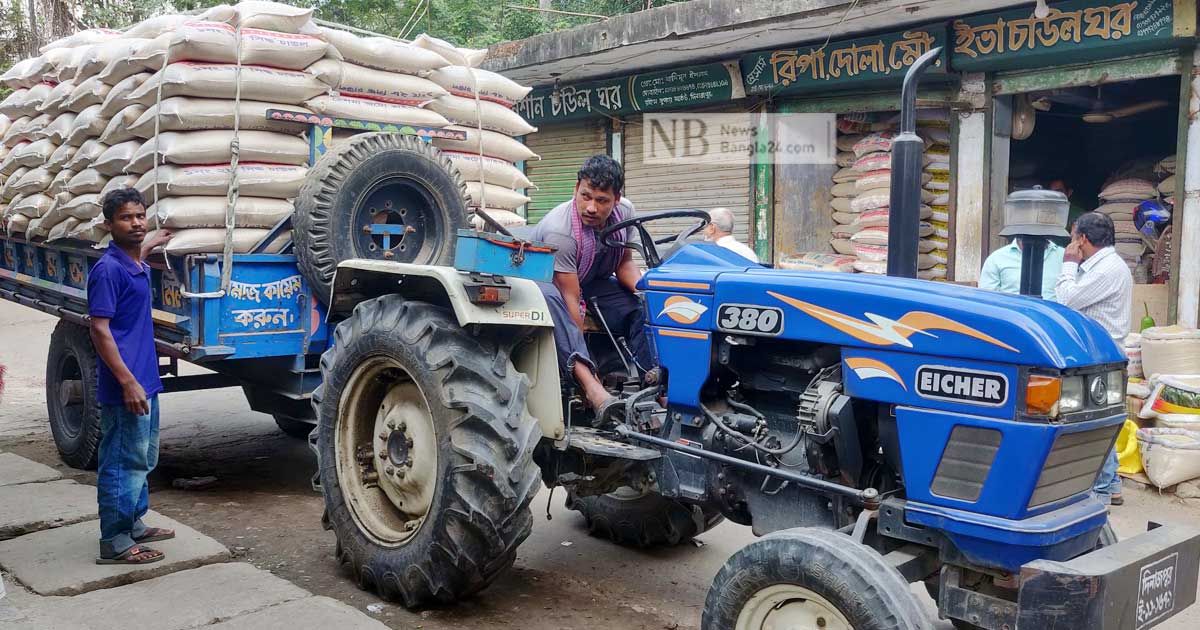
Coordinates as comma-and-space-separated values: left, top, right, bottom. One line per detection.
577, 154, 623, 196
1073, 211, 1115, 248
102, 187, 146, 221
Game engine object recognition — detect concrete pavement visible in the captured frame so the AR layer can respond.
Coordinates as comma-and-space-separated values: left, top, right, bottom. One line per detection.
0, 452, 387, 630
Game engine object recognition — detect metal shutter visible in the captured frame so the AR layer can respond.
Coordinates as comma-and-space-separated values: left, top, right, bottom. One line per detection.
622, 111, 753, 245
523, 121, 608, 224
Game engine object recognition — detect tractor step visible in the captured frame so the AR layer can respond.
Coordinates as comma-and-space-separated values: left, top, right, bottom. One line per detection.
563, 427, 661, 461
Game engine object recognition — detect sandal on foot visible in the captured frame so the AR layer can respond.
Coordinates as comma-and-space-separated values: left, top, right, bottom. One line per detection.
134, 527, 175, 543
96, 545, 164, 565
592, 396, 627, 428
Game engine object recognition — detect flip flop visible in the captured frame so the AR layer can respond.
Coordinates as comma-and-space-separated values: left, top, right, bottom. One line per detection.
96, 545, 164, 565
134, 527, 175, 543
592, 396, 627, 428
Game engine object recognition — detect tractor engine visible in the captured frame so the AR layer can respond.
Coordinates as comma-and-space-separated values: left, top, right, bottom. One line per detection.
702, 335, 894, 533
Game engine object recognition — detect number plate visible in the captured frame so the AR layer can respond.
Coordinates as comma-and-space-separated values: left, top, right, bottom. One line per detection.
1136, 553, 1178, 629
716, 304, 784, 336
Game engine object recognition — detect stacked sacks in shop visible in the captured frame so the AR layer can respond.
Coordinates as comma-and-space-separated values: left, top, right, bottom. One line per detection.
829, 127, 863, 257
847, 131, 936, 276
919, 110, 952, 280
1098, 177, 1158, 276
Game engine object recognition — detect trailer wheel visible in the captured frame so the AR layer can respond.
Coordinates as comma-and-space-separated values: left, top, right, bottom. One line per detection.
703, 528, 928, 630
273, 415, 314, 440
566, 486, 724, 547
46, 321, 101, 470
294, 133, 468, 304
313, 295, 541, 607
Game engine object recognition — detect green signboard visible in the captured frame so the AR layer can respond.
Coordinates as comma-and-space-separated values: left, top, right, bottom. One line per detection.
738, 25, 948, 97
514, 63, 741, 126
951, 0, 1193, 72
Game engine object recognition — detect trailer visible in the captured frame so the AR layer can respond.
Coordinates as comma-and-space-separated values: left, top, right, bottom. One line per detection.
0, 114, 467, 468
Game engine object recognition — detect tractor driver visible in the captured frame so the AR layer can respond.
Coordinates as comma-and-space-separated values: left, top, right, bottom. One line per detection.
527, 155, 656, 413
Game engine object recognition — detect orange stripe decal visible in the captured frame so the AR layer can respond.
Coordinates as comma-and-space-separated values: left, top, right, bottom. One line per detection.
648, 280, 710, 290
659, 329, 709, 340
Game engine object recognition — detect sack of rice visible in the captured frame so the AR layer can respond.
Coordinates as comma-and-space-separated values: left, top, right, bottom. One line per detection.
469, 209, 526, 231
856, 170, 932, 193
98, 73, 152, 117
413, 33, 487, 68
0, 89, 34, 119
919, 264, 947, 280
127, 99, 309, 139
1, 58, 43, 90
851, 189, 891, 213
853, 259, 887, 274
29, 50, 74, 84
463, 182, 530, 211
852, 152, 890, 173
41, 28, 121, 53
153, 196, 293, 229
11, 167, 52, 196
11, 139, 59, 169
128, 63, 326, 106
308, 26, 448, 74
128, 130, 309, 173
164, 227, 290, 255
1100, 178, 1157, 202
136, 22, 328, 71
12, 193, 54, 218
0, 167, 28, 201
94, 141, 142, 176
136, 163, 307, 200
1156, 155, 1176, 175
5, 213, 30, 235
1136, 427, 1200, 488
65, 105, 107, 146
427, 66, 531, 108
40, 81, 76, 115
308, 59, 447, 106
1159, 174, 1175, 196
2, 118, 31, 147
203, 1, 315, 34
0, 143, 29, 175
48, 168, 76, 196
830, 238, 856, 256
925, 169, 951, 192
778, 252, 857, 273
836, 151, 856, 167
124, 15, 192, 40
442, 152, 532, 189
67, 214, 107, 242
832, 167, 858, 183
63, 139, 108, 172
100, 105, 149, 145
852, 132, 896, 157
74, 39, 150, 82
46, 216, 83, 241
305, 94, 451, 128
431, 126, 538, 163
426, 95, 536, 136
836, 134, 862, 152
830, 182, 856, 198
831, 211, 857, 225
930, 220, 950, 240
99, 175, 139, 202
67, 169, 107, 195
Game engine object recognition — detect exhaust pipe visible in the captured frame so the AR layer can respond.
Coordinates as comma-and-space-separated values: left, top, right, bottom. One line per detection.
887, 46, 944, 279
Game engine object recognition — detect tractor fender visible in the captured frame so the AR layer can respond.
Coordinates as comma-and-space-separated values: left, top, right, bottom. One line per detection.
328, 260, 564, 440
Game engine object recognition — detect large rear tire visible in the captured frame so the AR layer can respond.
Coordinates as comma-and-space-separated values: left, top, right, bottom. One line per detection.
313, 295, 541, 607
566, 486, 724, 547
46, 321, 101, 470
703, 528, 928, 630
294, 133, 468, 304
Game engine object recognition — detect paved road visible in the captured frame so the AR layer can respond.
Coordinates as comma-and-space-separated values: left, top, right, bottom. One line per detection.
3, 299, 1199, 629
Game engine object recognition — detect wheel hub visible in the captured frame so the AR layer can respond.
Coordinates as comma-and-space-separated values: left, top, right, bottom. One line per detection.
736, 585, 852, 630
354, 178, 439, 262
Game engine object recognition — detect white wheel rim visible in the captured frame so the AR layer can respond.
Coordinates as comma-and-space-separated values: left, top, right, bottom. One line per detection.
335, 356, 438, 546
735, 584, 853, 630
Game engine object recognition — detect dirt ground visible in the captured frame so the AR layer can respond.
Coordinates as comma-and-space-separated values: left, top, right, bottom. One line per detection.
3, 300, 1200, 629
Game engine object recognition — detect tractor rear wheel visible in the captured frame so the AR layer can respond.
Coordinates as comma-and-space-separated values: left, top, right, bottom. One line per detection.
313, 295, 541, 607
46, 321, 101, 470
566, 486, 724, 547
294, 133, 468, 304
703, 528, 928, 630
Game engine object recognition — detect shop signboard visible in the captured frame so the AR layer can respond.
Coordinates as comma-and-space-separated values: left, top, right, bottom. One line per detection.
738, 25, 948, 97
951, 0, 1193, 72
514, 62, 743, 126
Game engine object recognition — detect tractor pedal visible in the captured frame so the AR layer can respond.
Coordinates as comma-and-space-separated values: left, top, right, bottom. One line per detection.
562, 426, 661, 461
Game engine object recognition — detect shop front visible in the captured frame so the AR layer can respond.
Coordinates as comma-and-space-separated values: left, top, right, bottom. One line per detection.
951, 0, 1197, 328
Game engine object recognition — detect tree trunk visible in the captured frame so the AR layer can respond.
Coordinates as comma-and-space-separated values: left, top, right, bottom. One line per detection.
25, 0, 39, 57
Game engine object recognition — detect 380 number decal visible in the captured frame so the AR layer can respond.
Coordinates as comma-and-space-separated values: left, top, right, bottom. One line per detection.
716, 304, 783, 335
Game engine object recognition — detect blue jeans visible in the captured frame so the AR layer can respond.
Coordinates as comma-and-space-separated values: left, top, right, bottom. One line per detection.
1093, 448, 1122, 503
97, 397, 160, 558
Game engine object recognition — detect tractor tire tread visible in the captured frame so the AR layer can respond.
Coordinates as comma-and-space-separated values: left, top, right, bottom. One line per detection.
566, 489, 723, 548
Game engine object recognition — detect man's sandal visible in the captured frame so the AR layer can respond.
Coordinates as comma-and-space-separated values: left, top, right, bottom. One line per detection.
134, 527, 175, 543
96, 545, 164, 565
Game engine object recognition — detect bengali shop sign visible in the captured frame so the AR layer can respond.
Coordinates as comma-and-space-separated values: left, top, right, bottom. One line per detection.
739, 25, 948, 97
951, 0, 1187, 72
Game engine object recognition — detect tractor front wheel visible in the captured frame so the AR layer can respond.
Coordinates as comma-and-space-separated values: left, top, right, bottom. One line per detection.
703, 528, 928, 630
313, 295, 541, 607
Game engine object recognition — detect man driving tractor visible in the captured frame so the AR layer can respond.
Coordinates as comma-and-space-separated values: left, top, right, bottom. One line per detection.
526, 155, 655, 414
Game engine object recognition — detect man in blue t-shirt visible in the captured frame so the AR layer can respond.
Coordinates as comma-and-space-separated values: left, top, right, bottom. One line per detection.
87, 188, 173, 565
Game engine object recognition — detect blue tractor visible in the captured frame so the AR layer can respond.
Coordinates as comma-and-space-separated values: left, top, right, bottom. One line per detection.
310, 51, 1199, 628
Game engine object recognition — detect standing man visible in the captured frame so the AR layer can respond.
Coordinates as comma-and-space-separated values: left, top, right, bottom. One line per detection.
702, 207, 759, 263
1048, 177, 1086, 230
1056, 212, 1132, 506
978, 237, 1064, 301
529, 155, 654, 415
88, 188, 174, 564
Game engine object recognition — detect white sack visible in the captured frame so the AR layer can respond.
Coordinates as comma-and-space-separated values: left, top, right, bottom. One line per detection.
1, 58, 43, 90
203, 1, 314, 34
0, 89, 33, 119
129, 130, 309, 172
127, 98, 310, 138
12, 167, 52, 195
427, 95, 536, 136
308, 59, 447, 106
136, 163, 307, 200
428, 66, 531, 107
413, 34, 486, 68
0, 167, 29, 201
65, 139, 109, 171
310, 26, 447, 74
100, 175, 140, 202
41, 29, 121, 53
66, 105, 107, 146
463, 182, 530, 211
40, 112, 77, 144
153, 196, 293, 229
129, 63, 326, 106
12, 193, 53, 218
99, 73, 152, 118
165, 227, 290, 255
67, 169, 107, 195
47, 216, 83, 241
65, 77, 113, 112
12, 139, 59, 168
443, 152, 532, 189
137, 22, 328, 71
48, 168, 77, 196
99, 105, 148, 145
94, 141, 142, 176
304, 95, 450, 128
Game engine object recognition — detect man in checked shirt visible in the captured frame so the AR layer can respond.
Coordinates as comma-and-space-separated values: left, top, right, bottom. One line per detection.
1056, 211, 1132, 506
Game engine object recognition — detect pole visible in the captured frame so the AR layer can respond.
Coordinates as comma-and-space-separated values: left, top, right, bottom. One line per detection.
1177, 45, 1200, 327
887, 46, 943, 279
1017, 237, 1045, 298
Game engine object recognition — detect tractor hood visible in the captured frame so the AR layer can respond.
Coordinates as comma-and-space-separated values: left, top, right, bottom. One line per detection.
644, 244, 1125, 369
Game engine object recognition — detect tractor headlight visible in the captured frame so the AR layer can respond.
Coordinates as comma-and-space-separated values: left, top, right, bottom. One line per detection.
1106, 370, 1125, 405
1059, 376, 1085, 413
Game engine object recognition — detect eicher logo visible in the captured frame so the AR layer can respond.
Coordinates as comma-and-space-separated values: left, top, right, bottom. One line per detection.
916, 365, 1008, 407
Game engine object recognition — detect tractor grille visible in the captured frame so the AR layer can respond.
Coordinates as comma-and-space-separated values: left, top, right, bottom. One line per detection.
930, 426, 1002, 501
1027, 425, 1121, 509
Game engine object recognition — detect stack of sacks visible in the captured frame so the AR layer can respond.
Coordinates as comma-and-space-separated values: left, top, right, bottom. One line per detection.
847, 131, 936, 276
1156, 155, 1176, 207
920, 111, 952, 280
1099, 177, 1158, 274
829, 128, 862, 257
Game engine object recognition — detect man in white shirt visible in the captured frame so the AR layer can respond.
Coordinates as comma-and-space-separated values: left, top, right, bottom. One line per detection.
703, 207, 759, 263
1056, 211, 1132, 506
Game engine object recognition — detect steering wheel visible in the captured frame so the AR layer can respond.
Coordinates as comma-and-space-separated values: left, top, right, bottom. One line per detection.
599, 210, 712, 268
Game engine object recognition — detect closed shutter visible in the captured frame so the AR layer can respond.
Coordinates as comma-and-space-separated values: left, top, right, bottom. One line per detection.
622, 110, 753, 245
523, 121, 608, 224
